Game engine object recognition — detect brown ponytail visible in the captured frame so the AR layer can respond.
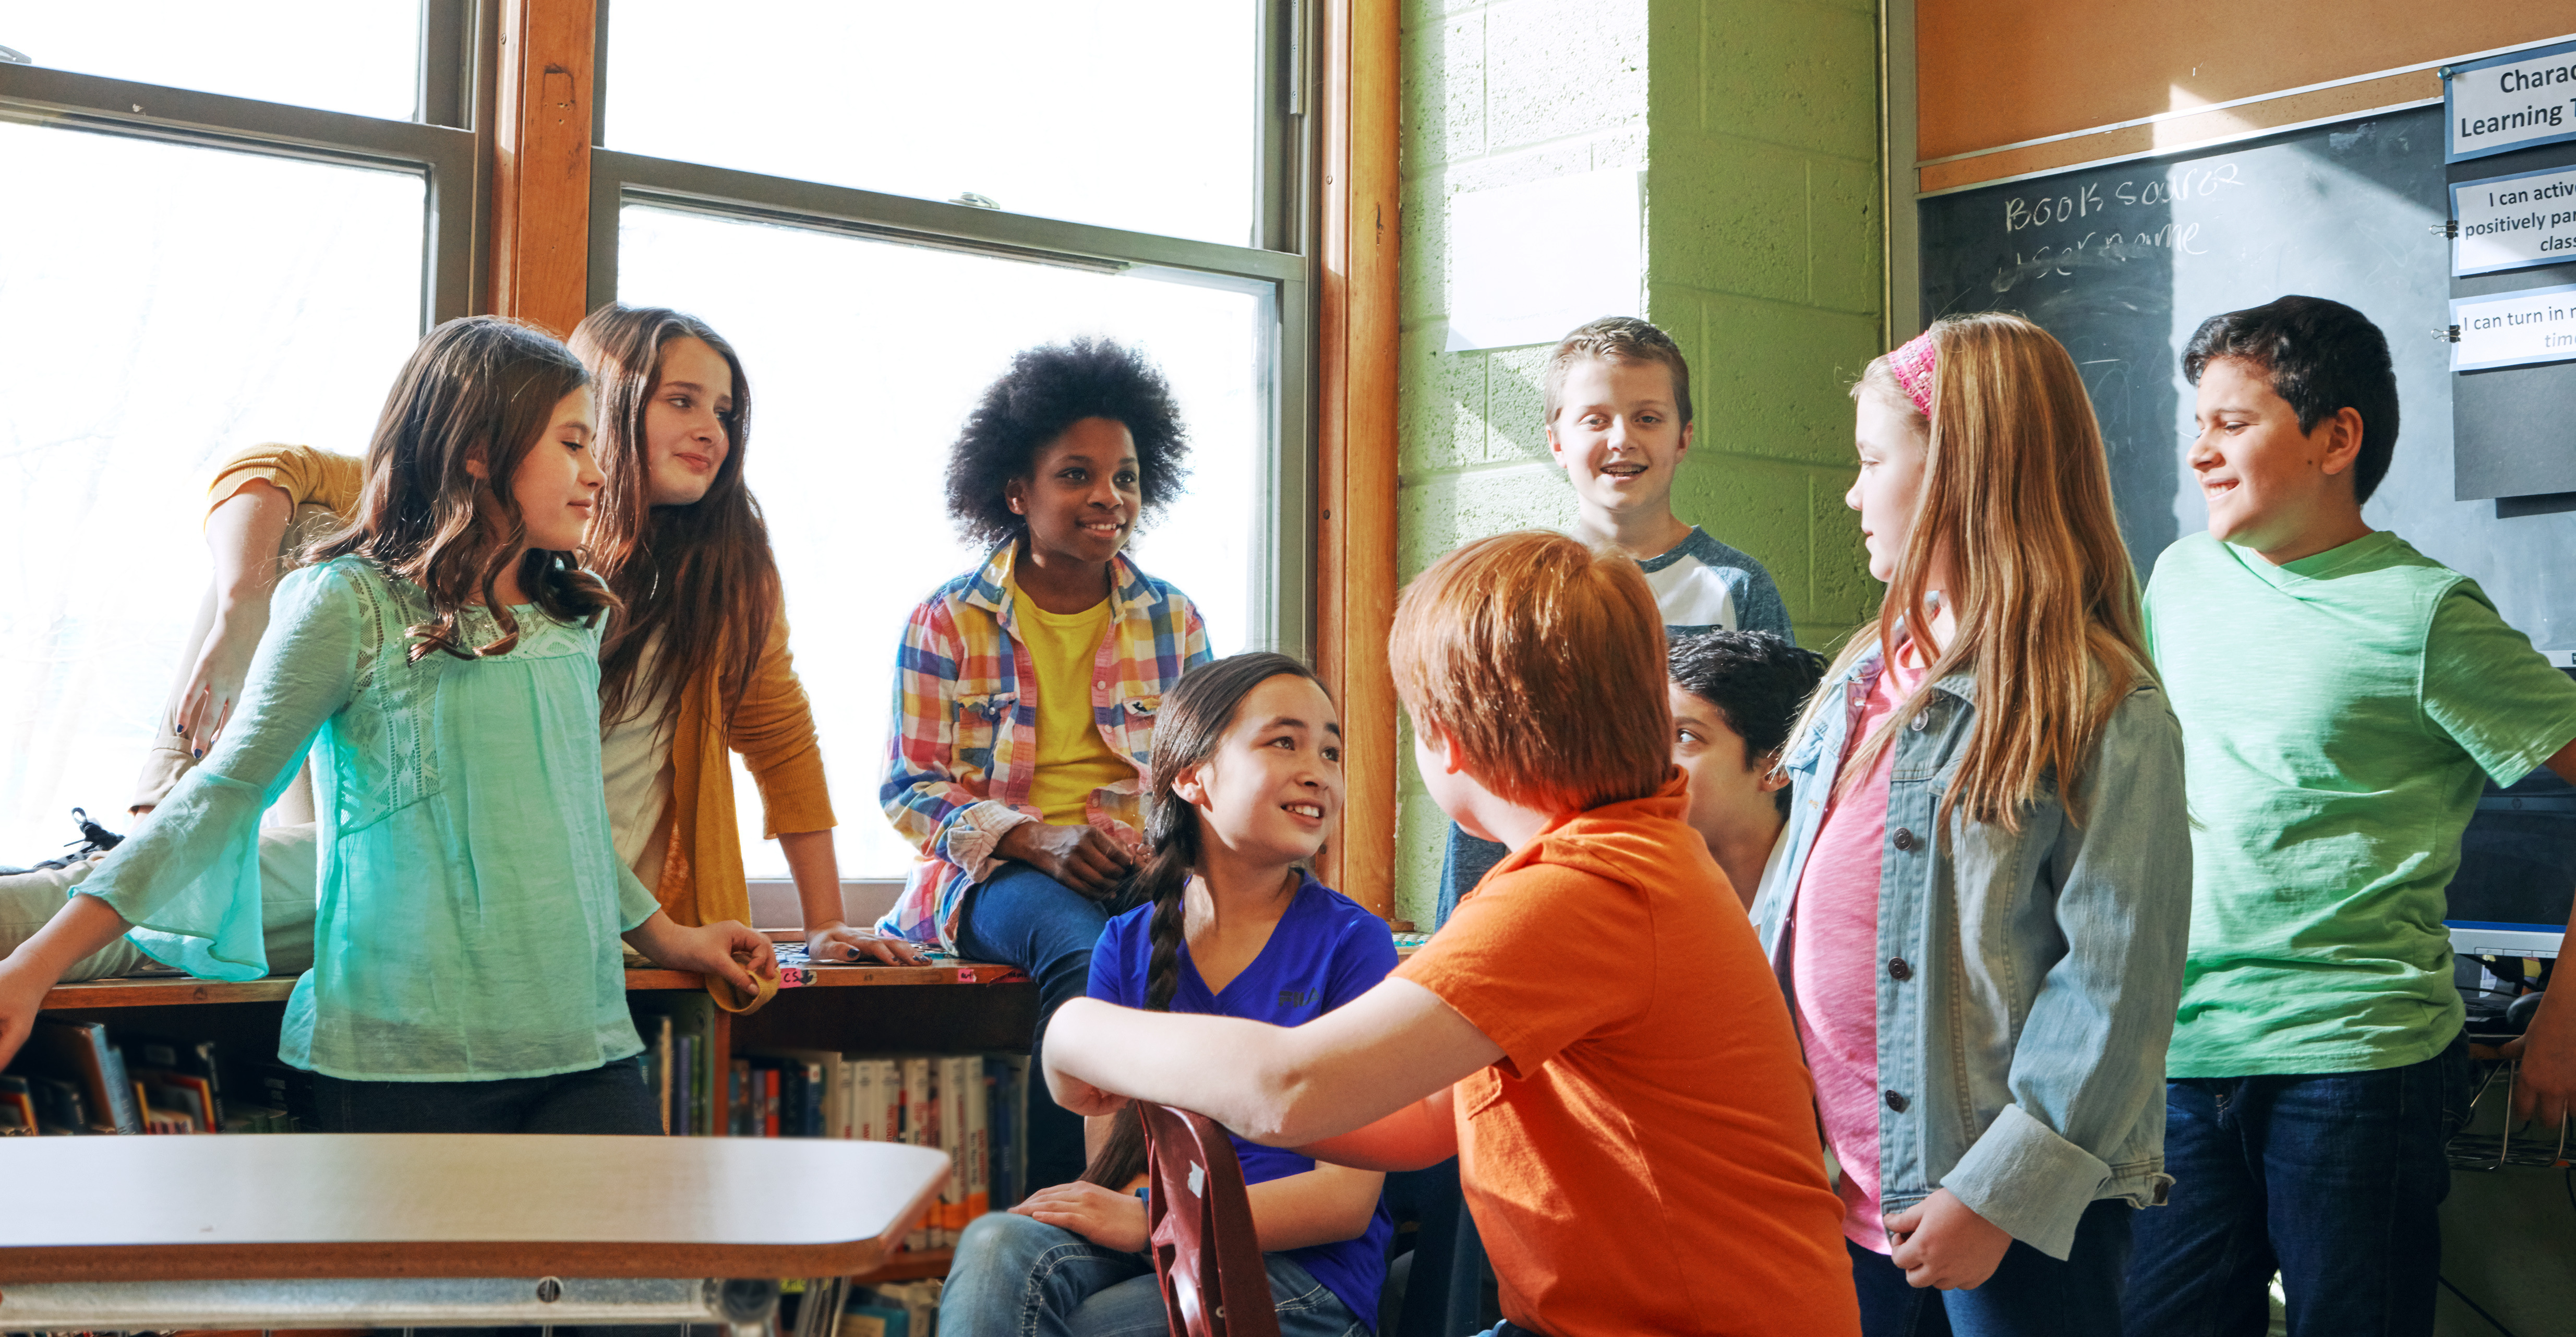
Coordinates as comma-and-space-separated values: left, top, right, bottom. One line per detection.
1077, 651, 1327, 1190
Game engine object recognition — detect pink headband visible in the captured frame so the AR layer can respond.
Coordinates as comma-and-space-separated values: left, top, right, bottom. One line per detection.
1887, 332, 1937, 420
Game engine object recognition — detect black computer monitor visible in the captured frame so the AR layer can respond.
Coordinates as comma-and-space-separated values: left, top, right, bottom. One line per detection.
2450, 768, 2575, 959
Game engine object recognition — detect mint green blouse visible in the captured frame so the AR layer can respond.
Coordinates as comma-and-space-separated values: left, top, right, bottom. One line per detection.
80, 557, 662, 1081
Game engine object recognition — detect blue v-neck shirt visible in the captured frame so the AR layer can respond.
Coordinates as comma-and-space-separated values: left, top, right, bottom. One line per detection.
1089, 875, 1398, 1330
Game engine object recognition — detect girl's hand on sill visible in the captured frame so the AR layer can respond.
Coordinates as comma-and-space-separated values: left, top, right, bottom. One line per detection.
805, 919, 930, 966
628, 914, 775, 997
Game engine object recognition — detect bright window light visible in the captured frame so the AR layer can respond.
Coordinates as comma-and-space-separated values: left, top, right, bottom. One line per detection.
616, 204, 1263, 879
605, 1, 1262, 247
1, 3, 422, 121
0, 124, 424, 865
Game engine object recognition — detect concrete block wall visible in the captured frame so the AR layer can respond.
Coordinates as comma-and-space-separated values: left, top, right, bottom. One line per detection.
1647, 0, 1884, 650
1392, 0, 1882, 924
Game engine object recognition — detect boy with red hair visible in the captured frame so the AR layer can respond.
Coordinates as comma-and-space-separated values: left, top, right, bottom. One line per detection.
1041, 531, 1856, 1337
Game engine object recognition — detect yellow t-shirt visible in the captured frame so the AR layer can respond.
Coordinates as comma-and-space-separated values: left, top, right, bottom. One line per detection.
1013, 580, 1133, 827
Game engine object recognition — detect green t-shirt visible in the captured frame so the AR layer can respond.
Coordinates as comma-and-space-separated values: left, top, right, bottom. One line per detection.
2144, 530, 2576, 1077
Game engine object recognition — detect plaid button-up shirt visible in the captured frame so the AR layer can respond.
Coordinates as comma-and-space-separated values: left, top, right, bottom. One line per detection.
876, 544, 1211, 948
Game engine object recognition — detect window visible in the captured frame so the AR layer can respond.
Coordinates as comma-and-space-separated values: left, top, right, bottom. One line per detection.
0, 8, 477, 864
0, 1, 1341, 901
592, 1, 1309, 884
0, 2, 425, 121
602, 1, 1267, 247
617, 205, 1275, 878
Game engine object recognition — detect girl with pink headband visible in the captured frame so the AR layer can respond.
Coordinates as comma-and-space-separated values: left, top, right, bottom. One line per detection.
1887, 330, 1940, 419
1743, 313, 2192, 1336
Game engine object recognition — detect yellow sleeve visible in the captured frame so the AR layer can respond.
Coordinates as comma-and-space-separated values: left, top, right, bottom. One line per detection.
727, 605, 837, 838
204, 444, 364, 526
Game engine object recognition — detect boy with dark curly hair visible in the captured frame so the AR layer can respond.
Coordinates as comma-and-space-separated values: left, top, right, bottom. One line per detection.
1665, 630, 1825, 908
877, 336, 1211, 1191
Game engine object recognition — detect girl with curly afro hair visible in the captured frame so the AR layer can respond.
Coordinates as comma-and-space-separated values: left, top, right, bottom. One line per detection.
877, 337, 1213, 1190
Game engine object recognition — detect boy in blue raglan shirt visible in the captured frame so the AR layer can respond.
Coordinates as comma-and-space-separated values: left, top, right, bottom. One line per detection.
1436, 317, 1794, 922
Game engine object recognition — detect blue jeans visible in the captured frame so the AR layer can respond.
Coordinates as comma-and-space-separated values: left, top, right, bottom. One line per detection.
307, 1055, 660, 1135
1849, 1197, 2133, 1336
955, 862, 1133, 1192
941, 1211, 1365, 1337
2123, 1035, 2474, 1337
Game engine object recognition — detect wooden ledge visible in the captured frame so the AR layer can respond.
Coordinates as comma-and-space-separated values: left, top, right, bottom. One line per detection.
41, 962, 1028, 1011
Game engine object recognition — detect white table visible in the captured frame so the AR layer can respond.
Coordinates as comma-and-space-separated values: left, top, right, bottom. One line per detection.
0, 1134, 950, 1333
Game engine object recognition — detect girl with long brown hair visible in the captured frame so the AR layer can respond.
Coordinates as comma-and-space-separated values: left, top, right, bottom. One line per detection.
0, 317, 774, 1130
30, 307, 917, 982
939, 652, 1392, 1337
1746, 313, 2192, 1333
569, 304, 913, 965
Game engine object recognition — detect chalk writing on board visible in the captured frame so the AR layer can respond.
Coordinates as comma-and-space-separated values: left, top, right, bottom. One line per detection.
2003, 163, 2244, 232
1987, 162, 2245, 286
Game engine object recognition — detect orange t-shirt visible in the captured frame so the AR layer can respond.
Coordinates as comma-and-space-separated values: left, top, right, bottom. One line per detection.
1395, 778, 1859, 1337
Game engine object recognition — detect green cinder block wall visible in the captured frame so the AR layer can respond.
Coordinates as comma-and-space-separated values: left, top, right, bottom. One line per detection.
1392, 0, 1882, 925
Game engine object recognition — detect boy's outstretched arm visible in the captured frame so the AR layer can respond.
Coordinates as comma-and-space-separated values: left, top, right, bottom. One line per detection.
1044, 976, 1502, 1151
1295, 1086, 1460, 1171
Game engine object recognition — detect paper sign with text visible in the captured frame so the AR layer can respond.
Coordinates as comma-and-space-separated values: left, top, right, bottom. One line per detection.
2452, 164, 2576, 277
2448, 39, 2576, 163
2450, 282, 2576, 372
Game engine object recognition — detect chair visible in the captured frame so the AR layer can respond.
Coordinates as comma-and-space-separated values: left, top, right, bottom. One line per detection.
1378, 1159, 1491, 1337
1138, 1102, 1282, 1337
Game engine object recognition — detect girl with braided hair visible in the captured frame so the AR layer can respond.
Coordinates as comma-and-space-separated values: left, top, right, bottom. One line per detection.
940, 652, 1393, 1337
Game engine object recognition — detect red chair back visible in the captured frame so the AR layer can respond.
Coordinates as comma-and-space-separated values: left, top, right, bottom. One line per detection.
1138, 1102, 1283, 1337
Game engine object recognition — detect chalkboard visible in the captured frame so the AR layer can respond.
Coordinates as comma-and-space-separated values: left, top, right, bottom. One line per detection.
1921, 105, 2576, 650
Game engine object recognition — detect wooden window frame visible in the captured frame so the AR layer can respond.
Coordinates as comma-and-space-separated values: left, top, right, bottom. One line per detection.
480, 0, 1403, 916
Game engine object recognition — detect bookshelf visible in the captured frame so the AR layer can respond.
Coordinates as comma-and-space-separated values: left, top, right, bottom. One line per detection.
27, 962, 1037, 1287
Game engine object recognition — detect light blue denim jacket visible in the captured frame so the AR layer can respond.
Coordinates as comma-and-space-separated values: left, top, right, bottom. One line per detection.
1748, 643, 2192, 1259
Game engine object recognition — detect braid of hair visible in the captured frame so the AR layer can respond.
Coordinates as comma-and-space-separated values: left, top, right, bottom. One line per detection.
1063, 651, 1325, 1197
1138, 796, 1198, 1016
1078, 783, 1199, 1190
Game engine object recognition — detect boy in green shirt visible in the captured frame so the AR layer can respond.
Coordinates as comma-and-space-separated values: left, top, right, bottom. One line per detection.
2126, 295, 2576, 1335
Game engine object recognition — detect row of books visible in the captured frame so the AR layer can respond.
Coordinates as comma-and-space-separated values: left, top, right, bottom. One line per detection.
787, 1276, 945, 1337
624, 995, 1031, 1215
653, 1038, 1031, 1244
0, 1018, 298, 1136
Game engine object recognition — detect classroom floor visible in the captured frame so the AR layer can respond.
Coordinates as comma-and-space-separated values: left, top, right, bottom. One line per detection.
2431, 1083, 2576, 1336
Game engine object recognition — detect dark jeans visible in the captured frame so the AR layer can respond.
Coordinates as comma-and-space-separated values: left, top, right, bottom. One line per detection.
1849, 1197, 2134, 1337
1436, 822, 1507, 928
309, 1055, 660, 1135
2123, 1035, 2475, 1337
954, 861, 1135, 1193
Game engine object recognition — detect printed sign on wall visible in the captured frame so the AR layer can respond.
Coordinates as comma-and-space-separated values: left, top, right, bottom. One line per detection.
2452, 164, 2576, 277
2450, 282, 2576, 372
2448, 39, 2576, 163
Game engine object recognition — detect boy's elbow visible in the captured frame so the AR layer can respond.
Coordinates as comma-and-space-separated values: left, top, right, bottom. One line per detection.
1234, 1041, 1332, 1146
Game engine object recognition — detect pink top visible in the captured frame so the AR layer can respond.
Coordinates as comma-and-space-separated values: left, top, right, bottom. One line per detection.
1791, 641, 1925, 1255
